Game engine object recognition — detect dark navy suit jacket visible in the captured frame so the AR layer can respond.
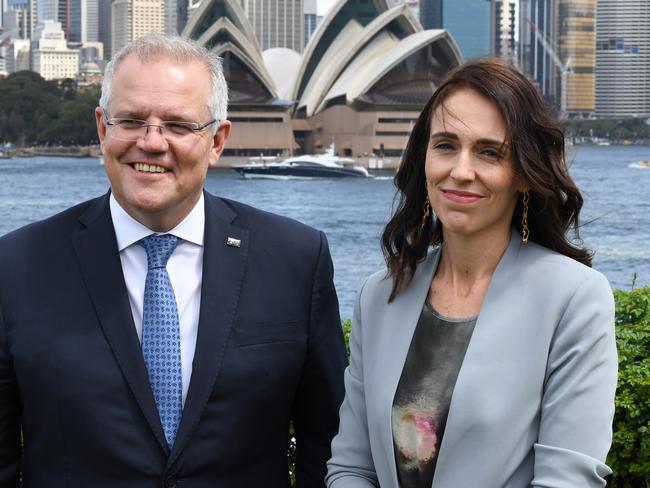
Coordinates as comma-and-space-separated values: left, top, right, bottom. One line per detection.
0, 191, 346, 487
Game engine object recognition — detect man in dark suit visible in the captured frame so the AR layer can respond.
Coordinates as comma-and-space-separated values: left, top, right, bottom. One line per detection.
0, 34, 346, 487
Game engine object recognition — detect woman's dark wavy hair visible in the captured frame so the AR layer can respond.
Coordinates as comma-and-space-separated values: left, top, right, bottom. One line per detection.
381, 58, 591, 302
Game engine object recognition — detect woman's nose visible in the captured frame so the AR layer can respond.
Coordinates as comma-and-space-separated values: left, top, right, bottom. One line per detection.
449, 150, 475, 181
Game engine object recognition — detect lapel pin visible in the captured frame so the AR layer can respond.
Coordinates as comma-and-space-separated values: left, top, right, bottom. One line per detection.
226, 237, 241, 248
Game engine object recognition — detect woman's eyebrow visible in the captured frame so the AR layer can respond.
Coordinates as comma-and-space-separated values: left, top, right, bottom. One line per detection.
475, 138, 508, 148
430, 131, 458, 140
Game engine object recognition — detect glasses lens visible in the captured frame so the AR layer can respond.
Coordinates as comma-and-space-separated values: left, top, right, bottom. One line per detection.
107, 120, 200, 143
108, 120, 147, 141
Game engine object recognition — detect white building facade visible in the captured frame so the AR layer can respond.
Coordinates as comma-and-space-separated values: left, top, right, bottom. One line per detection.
31, 19, 79, 79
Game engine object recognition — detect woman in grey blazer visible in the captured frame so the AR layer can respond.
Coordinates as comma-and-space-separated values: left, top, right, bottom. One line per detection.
327, 60, 618, 488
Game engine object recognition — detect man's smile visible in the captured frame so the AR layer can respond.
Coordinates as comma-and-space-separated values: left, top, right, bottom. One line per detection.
131, 162, 170, 173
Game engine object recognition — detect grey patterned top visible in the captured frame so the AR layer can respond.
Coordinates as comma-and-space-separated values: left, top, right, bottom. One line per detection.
392, 301, 477, 488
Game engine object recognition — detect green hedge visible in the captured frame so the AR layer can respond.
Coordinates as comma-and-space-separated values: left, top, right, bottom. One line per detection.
608, 286, 650, 487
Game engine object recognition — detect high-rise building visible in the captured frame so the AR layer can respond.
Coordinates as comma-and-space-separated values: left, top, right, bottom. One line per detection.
518, 0, 558, 102
3, 9, 28, 38
596, 0, 650, 118
557, 0, 595, 116
111, 0, 164, 56
164, 0, 175, 34
175, 0, 190, 34
304, 0, 317, 48
82, 0, 98, 42
28, 0, 36, 37
419, 0, 492, 60
5, 0, 36, 38
4, 0, 29, 38
493, 0, 516, 62
35, 0, 97, 43
239, 0, 303, 53
37, 0, 66, 33
164, 0, 191, 35
519, 0, 595, 117
68, 0, 98, 42
97, 0, 109, 58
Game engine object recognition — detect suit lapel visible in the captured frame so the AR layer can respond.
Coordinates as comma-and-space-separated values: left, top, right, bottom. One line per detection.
71, 194, 169, 454
168, 193, 249, 467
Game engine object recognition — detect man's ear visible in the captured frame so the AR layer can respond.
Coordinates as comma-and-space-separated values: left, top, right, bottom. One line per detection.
95, 107, 106, 154
208, 120, 232, 168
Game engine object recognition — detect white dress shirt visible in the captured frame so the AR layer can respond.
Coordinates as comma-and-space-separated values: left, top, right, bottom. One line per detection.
109, 193, 204, 406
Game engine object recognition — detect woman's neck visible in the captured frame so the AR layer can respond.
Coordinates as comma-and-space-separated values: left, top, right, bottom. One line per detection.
438, 228, 511, 285
428, 227, 512, 317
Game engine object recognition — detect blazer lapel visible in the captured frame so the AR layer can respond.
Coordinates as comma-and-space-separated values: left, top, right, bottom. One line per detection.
168, 193, 249, 467
432, 232, 522, 486
71, 194, 169, 454
375, 252, 440, 486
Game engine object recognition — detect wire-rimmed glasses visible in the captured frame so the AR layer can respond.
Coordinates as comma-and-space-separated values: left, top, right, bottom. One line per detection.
102, 110, 219, 144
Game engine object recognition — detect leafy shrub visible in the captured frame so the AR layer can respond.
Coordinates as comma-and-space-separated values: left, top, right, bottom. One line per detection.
608, 287, 650, 487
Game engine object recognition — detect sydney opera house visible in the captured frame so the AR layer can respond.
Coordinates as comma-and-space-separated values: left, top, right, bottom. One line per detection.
183, 0, 463, 157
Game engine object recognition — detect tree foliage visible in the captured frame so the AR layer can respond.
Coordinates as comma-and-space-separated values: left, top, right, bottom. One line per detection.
0, 71, 100, 146
563, 118, 650, 141
608, 286, 650, 487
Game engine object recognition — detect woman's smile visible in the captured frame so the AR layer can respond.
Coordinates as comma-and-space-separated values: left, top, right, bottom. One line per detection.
441, 189, 483, 204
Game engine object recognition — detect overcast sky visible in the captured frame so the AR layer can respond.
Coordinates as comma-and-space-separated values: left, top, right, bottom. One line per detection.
317, 0, 339, 16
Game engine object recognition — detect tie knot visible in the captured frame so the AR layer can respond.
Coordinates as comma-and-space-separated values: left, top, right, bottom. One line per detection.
139, 234, 179, 269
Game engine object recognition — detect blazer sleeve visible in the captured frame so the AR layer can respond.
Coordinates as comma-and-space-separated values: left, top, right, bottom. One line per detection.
532, 270, 618, 487
326, 279, 380, 488
292, 231, 348, 488
0, 300, 22, 486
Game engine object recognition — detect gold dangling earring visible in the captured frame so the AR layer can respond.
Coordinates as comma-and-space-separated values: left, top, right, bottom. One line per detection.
421, 196, 431, 230
521, 190, 530, 244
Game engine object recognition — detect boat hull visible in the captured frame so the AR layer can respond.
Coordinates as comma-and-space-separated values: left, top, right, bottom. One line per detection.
233, 165, 368, 179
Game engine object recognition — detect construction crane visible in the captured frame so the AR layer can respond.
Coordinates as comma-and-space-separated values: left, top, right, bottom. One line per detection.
526, 18, 572, 119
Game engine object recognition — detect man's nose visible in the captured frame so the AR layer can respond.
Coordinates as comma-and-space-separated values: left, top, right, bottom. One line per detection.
138, 125, 168, 151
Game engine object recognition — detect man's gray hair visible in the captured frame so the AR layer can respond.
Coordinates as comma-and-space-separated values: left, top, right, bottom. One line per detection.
99, 34, 228, 122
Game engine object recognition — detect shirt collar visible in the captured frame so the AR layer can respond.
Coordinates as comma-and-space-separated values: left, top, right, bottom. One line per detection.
110, 193, 205, 251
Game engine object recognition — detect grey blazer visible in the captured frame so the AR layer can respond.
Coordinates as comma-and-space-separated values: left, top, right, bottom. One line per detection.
327, 232, 618, 487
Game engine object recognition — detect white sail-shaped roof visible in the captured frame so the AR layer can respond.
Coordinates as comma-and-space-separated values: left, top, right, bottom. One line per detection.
298, 5, 424, 116
183, 0, 277, 100
184, 0, 463, 114
321, 29, 462, 112
292, 0, 394, 101
263, 48, 302, 101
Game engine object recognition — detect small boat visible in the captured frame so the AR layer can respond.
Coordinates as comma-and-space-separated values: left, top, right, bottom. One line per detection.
233, 146, 369, 179
629, 160, 650, 169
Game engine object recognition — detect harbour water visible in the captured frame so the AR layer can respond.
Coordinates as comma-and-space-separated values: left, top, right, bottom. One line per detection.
0, 144, 648, 318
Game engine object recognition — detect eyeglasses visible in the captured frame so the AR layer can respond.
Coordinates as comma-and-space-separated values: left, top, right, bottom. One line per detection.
102, 110, 219, 143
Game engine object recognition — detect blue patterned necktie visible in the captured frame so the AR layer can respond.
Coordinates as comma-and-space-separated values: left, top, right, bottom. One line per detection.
139, 234, 182, 448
